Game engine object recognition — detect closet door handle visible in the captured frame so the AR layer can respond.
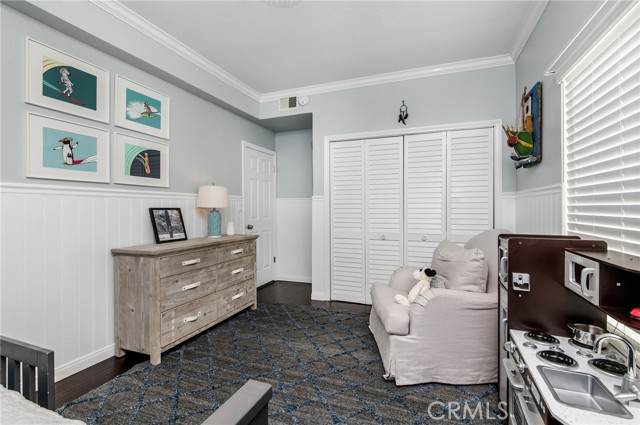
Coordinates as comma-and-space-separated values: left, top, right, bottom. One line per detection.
381, 235, 386, 241
421, 236, 427, 242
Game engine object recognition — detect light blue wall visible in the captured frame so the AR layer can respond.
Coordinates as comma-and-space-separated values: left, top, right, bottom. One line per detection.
515, 0, 602, 191
0, 4, 275, 195
261, 65, 517, 195
275, 130, 313, 198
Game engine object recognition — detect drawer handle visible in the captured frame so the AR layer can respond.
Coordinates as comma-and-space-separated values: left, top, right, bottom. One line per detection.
182, 258, 201, 266
231, 248, 244, 255
231, 267, 244, 275
181, 281, 201, 291
183, 312, 201, 323
231, 291, 246, 301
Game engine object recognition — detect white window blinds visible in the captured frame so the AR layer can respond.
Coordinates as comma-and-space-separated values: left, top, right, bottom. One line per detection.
563, 3, 640, 255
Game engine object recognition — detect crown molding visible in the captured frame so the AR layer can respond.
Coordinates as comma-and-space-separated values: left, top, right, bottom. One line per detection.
259, 55, 514, 103
510, 0, 548, 62
89, 0, 261, 102
88, 1, 515, 106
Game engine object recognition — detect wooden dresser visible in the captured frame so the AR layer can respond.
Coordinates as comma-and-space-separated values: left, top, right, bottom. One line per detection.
112, 235, 258, 364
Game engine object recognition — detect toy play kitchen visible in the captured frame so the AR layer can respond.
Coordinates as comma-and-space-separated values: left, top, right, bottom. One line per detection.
498, 234, 640, 424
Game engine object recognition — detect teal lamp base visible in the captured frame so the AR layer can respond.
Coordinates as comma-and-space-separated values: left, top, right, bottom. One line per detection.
207, 210, 222, 238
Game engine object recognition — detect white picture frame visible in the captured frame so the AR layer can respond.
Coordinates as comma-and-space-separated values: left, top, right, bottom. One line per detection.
27, 113, 110, 183
115, 75, 170, 139
25, 38, 109, 123
114, 133, 169, 187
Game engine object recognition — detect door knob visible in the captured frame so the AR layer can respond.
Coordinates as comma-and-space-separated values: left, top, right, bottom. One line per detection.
247, 224, 254, 230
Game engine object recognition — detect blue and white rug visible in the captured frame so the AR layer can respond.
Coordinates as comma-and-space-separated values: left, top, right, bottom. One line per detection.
59, 303, 503, 424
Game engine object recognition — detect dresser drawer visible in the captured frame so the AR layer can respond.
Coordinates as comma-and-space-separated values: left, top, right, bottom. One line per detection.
159, 248, 218, 278
217, 280, 255, 318
160, 294, 218, 347
218, 241, 255, 263
217, 256, 255, 290
160, 268, 217, 311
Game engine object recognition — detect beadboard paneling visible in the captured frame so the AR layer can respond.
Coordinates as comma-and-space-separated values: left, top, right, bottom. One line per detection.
276, 198, 312, 283
0, 183, 243, 380
311, 195, 329, 300
515, 184, 562, 235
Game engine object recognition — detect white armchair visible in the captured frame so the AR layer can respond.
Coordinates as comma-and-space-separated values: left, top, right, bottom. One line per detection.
368, 229, 503, 386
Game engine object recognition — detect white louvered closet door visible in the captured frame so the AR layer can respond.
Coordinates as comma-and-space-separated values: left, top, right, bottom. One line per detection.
447, 128, 494, 243
330, 140, 366, 303
365, 136, 403, 304
404, 132, 447, 267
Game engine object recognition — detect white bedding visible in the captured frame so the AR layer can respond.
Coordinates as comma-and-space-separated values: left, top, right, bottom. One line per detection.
0, 385, 85, 424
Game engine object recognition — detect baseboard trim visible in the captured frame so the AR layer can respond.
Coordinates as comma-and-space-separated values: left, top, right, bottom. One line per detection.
56, 344, 115, 382
276, 274, 311, 284
311, 291, 329, 301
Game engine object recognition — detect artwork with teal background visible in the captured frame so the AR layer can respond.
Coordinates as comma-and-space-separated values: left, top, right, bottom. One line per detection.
42, 127, 98, 172
124, 143, 161, 179
42, 56, 97, 110
125, 88, 162, 130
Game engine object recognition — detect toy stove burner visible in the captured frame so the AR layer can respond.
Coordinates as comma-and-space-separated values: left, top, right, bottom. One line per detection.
525, 331, 560, 346
588, 359, 626, 377
537, 350, 578, 368
576, 349, 593, 358
567, 338, 605, 351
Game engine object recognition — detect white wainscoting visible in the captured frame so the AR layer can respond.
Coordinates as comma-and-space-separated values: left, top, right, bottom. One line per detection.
311, 196, 329, 300
500, 192, 517, 232
515, 184, 563, 235
275, 198, 311, 283
0, 183, 242, 380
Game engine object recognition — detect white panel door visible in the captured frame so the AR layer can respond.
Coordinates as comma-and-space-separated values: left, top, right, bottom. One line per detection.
330, 140, 366, 303
404, 132, 447, 267
243, 144, 276, 286
447, 128, 494, 243
365, 136, 403, 303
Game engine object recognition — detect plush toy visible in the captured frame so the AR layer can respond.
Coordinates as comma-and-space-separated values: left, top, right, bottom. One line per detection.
394, 267, 437, 306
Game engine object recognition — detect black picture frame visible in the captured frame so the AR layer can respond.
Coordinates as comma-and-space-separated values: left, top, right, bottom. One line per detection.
149, 208, 187, 244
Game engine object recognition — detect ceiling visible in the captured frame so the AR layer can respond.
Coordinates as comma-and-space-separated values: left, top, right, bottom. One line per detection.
117, 0, 546, 98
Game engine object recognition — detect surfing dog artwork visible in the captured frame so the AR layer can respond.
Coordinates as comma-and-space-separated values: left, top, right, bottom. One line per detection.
115, 75, 170, 139
26, 38, 109, 123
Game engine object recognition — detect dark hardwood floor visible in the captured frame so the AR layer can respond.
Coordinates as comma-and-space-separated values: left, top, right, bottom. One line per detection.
55, 281, 371, 408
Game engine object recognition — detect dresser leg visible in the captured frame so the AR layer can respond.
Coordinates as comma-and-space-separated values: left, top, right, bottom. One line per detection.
151, 352, 161, 365
115, 339, 125, 357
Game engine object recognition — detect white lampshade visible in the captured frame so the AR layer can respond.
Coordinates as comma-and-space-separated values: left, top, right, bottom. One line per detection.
196, 186, 228, 209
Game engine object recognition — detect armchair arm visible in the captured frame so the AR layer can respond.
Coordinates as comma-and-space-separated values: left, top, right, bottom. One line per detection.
408, 288, 498, 337
388, 266, 418, 293
421, 288, 498, 310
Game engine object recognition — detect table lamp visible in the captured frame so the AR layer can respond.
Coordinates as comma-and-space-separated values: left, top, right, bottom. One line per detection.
196, 185, 228, 237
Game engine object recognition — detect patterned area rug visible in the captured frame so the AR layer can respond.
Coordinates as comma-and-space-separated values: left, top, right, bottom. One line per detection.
58, 304, 504, 424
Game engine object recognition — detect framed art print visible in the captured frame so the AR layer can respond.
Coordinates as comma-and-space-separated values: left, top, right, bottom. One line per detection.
26, 38, 109, 123
115, 75, 170, 139
149, 208, 187, 243
27, 113, 110, 183
114, 133, 169, 187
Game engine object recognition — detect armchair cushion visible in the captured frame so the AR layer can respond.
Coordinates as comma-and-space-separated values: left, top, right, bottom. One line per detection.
370, 283, 411, 336
430, 240, 488, 293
